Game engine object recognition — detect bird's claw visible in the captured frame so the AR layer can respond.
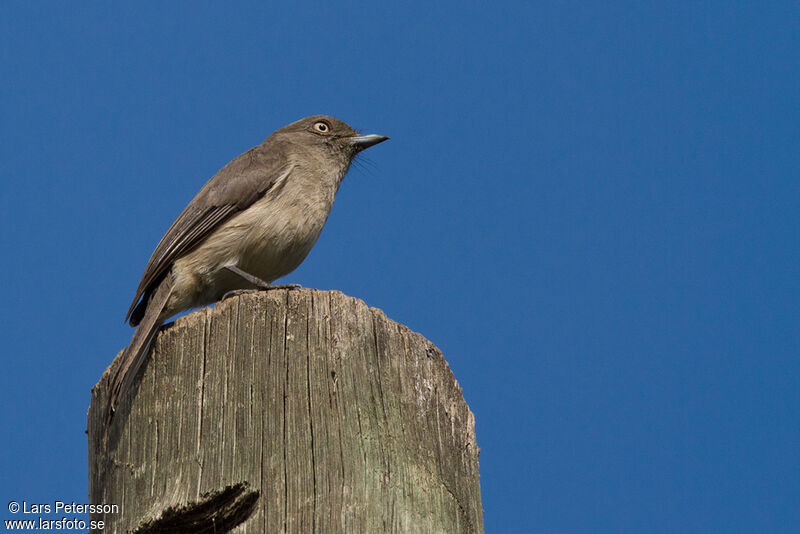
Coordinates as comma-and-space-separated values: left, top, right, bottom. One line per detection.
221, 289, 260, 301
221, 284, 301, 302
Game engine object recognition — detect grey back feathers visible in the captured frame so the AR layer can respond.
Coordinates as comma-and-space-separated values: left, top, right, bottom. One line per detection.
126, 144, 287, 325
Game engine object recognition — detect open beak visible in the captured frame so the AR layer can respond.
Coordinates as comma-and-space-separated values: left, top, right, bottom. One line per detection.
350, 134, 389, 150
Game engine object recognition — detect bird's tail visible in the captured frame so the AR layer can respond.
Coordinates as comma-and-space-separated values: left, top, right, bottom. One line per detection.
106, 276, 173, 427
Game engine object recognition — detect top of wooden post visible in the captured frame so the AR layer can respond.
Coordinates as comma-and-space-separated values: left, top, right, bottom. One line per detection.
88, 289, 483, 534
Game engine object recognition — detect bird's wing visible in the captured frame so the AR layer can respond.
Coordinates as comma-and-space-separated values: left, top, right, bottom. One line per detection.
125, 142, 291, 324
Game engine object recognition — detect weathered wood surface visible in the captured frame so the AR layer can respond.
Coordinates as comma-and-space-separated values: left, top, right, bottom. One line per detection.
87, 289, 483, 533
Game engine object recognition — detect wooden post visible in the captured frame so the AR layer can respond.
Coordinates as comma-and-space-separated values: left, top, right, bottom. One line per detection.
87, 289, 483, 533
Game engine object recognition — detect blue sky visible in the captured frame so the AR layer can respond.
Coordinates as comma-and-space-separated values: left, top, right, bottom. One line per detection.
1, 2, 797, 532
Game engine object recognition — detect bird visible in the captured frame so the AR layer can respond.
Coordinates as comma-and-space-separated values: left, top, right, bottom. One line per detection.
107, 115, 388, 424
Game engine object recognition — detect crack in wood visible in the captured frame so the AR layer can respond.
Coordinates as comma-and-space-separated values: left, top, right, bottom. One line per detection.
132, 482, 259, 534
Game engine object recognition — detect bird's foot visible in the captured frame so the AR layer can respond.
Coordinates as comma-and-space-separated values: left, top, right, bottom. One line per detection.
221, 288, 261, 301
266, 283, 301, 290
221, 284, 301, 302
223, 266, 300, 290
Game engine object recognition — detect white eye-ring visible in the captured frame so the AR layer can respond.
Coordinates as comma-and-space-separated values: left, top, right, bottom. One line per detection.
313, 121, 330, 133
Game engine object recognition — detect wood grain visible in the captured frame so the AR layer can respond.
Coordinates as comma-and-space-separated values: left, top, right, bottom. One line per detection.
88, 289, 483, 533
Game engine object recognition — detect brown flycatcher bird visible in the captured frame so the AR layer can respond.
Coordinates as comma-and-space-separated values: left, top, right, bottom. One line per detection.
107, 115, 388, 423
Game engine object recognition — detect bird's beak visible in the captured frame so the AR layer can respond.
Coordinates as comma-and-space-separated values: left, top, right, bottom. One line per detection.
349, 134, 389, 150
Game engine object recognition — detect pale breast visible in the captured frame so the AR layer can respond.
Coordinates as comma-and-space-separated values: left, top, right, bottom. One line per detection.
236, 177, 335, 281
170, 159, 344, 308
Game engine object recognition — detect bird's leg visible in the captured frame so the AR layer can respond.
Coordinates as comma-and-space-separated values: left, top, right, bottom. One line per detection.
220, 265, 300, 301
224, 265, 301, 290
224, 265, 273, 288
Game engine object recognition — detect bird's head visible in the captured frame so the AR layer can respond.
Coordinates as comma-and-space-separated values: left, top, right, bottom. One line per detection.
274, 115, 389, 163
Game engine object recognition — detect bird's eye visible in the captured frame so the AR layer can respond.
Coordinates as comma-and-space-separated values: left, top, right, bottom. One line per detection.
313, 122, 330, 133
